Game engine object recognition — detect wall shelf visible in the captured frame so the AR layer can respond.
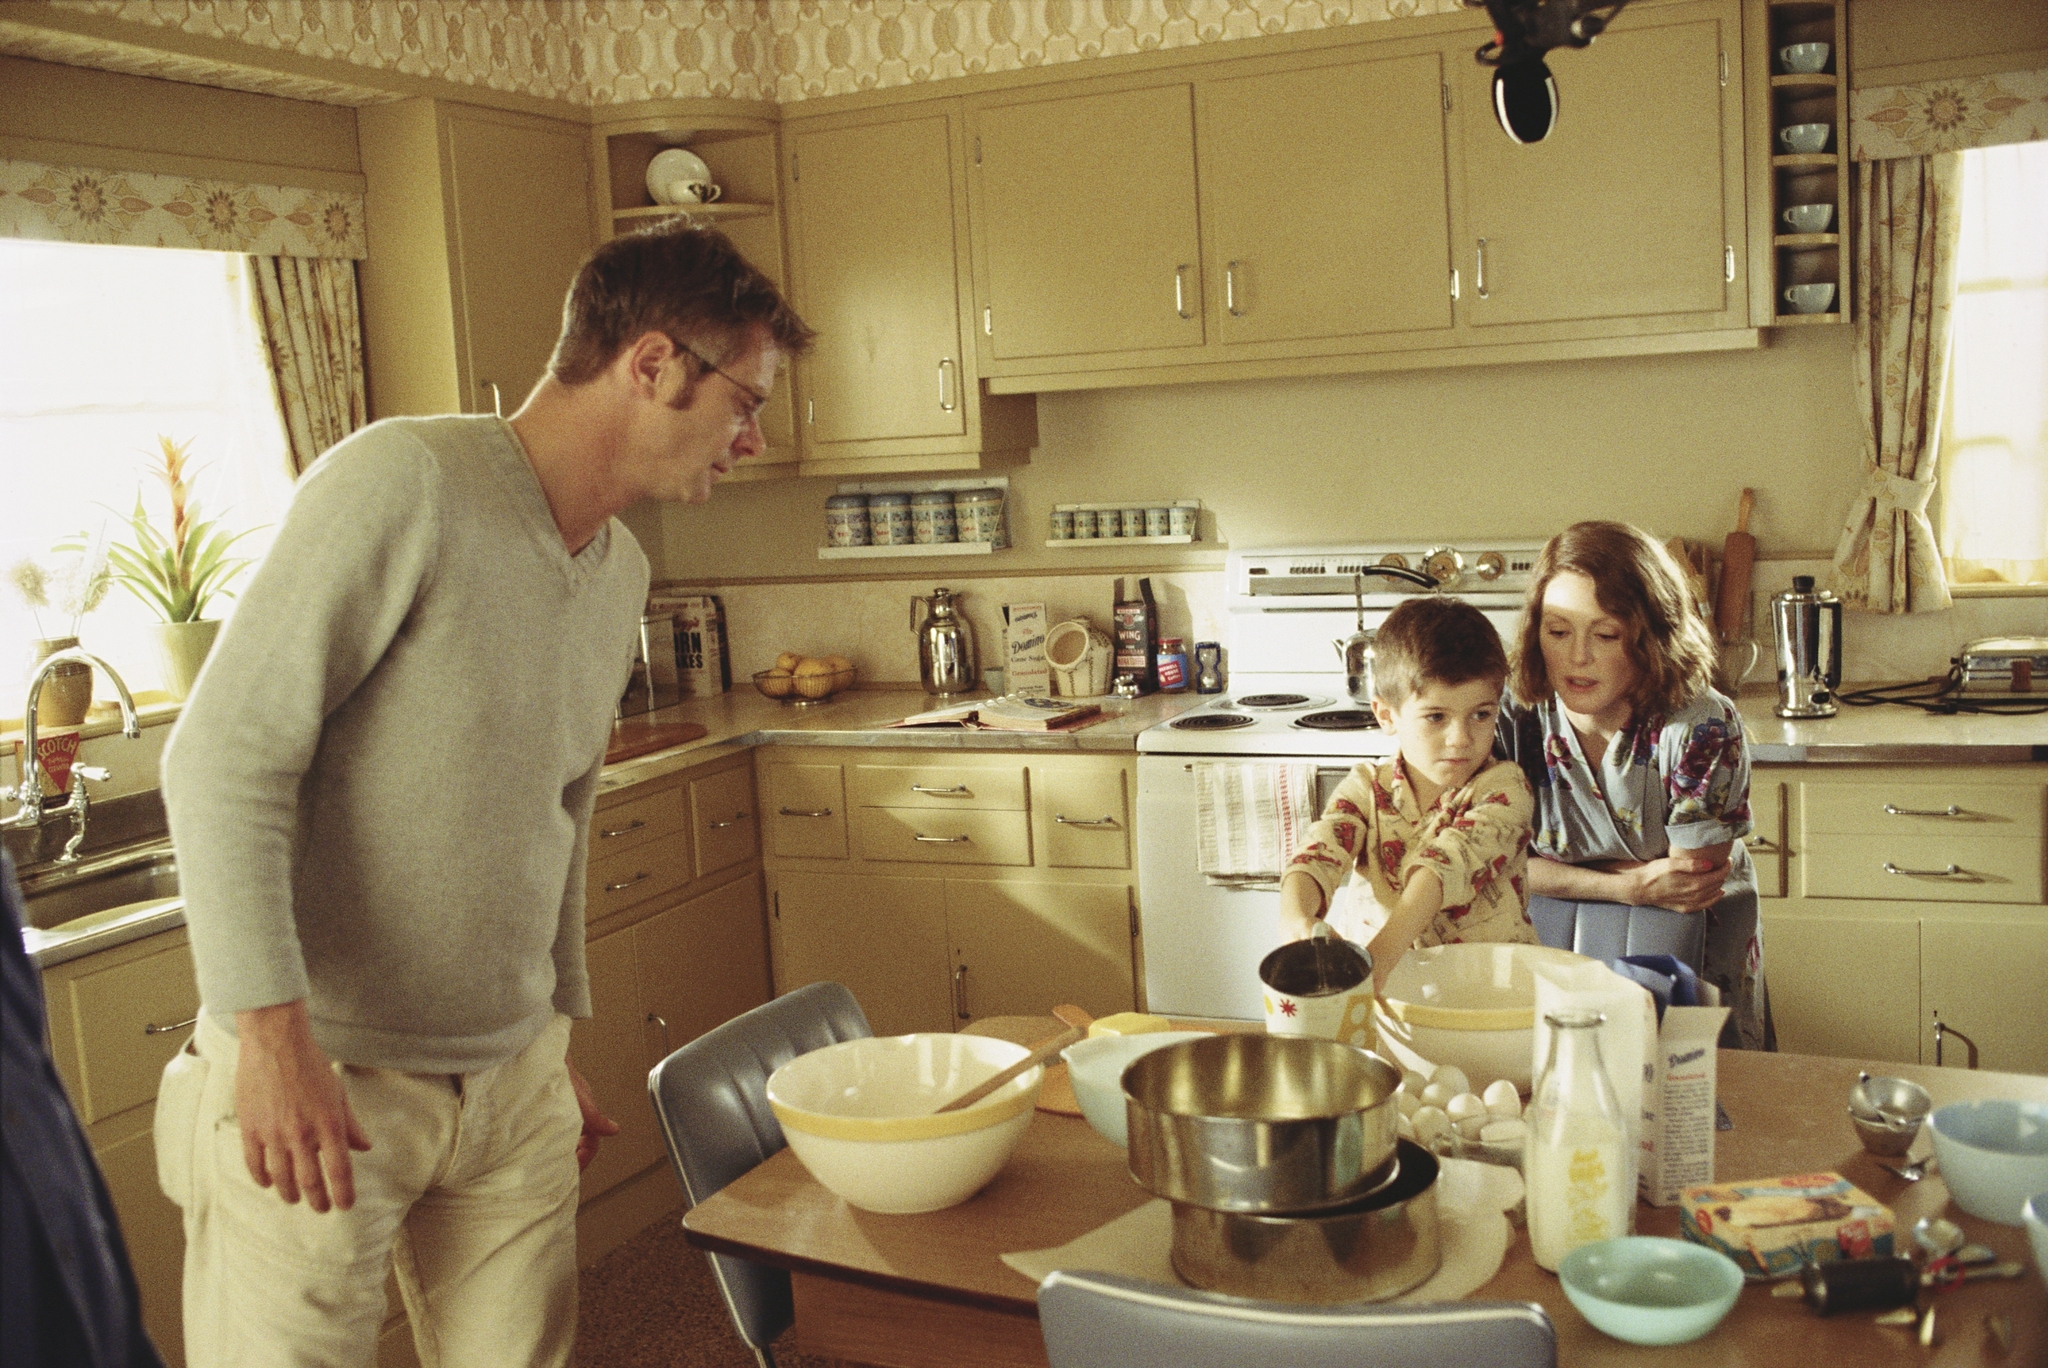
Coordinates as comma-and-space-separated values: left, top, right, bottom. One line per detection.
817, 541, 997, 560
1045, 535, 1197, 548
1771, 312, 1843, 326
613, 202, 773, 222
1776, 232, 1841, 248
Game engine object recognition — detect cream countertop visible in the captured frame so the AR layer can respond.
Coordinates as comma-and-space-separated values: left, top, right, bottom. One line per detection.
1732, 692, 2047, 764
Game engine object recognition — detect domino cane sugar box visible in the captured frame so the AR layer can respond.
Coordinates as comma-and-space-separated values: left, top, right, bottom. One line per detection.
1678, 1172, 1894, 1280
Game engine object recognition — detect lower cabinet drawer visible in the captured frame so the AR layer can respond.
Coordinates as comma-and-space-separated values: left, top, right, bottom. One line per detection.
1803, 782, 2043, 837
765, 763, 848, 860
1803, 833, 2044, 903
691, 765, 758, 877
590, 785, 688, 859
585, 836, 693, 922
851, 764, 1028, 811
855, 808, 1032, 866
62, 938, 201, 1124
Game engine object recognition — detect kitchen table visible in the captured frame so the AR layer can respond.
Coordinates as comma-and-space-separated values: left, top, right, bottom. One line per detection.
681, 1044, 2048, 1367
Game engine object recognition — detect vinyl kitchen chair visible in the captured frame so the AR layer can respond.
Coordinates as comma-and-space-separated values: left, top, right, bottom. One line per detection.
648, 980, 872, 1368
1037, 1270, 1557, 1368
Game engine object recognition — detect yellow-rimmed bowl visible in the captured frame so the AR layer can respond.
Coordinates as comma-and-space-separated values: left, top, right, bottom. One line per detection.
1373, 943, 1592, 1093
766, 1033, 1041, 1213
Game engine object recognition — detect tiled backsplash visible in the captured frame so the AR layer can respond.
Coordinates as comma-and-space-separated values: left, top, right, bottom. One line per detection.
672, 559, 2045, 693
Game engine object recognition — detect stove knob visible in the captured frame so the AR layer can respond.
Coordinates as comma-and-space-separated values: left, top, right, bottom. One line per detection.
1476, 551, 1507, 581
1422, 548, 1465, 587
1378, 553, 1411, 571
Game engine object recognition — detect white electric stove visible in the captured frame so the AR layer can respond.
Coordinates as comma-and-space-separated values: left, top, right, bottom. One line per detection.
1135, 543, 1546, 1018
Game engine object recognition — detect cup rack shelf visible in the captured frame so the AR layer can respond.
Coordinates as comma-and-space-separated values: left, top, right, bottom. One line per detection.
1762, 0, 1851, 326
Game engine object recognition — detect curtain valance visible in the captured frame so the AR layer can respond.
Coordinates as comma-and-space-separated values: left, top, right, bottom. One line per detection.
0, 158, 366, 258
1851, 68, 2048, 162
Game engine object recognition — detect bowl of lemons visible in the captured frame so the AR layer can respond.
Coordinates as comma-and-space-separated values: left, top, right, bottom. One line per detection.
754, 651, 856, 704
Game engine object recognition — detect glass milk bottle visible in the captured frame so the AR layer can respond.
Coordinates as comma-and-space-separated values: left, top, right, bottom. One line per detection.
1526, 1009, 1633, 1271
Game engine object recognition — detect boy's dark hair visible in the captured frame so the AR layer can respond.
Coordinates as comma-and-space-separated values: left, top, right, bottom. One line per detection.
1372, 596, 1509, 706
548, 220, 815, 384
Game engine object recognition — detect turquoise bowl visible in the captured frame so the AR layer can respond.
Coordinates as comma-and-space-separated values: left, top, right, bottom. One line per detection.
1559, 1237, 1745, 1346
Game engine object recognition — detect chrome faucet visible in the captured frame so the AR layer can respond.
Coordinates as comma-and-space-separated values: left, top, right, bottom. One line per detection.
3, 648, 141, 862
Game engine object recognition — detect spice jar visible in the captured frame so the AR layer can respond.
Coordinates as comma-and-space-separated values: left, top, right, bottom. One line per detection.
1155, 636, 1190, 692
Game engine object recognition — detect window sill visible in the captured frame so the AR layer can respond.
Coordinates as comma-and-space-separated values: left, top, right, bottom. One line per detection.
1949, 582, 2048, 599
1, 695, 183, 749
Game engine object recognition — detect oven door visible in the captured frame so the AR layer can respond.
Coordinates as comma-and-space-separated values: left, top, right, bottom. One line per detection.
1134, 754, 1357, 1020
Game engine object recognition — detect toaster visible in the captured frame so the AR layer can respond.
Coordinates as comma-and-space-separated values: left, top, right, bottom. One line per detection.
1956, 635, 2048, 694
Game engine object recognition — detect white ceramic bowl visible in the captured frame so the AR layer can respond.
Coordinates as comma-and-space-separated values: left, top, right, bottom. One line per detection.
1061, 1031, 1210, 1147
1374, 943, 1592, 1092
1926, 1099, 2048, 1226
2023, 1192, 2048, 1279
766, 1034, 1042, 1214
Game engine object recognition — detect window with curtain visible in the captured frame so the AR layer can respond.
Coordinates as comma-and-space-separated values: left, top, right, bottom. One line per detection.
1939, 140, 2048, 587
0, 238, 295, 700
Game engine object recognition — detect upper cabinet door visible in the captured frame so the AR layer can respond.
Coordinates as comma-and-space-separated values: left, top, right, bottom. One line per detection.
1200, 50, 1455, 347
1457, 0, 1735, 329
788, 111, 968, 444
973, 82, 1206, 363
442, 107, 594, 415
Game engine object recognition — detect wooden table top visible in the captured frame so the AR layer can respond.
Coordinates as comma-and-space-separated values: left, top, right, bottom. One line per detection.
683, 1044, 2048, 1366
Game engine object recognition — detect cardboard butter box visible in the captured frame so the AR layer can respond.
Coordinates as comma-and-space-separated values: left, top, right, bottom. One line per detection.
1678, 1172, 1894, 1280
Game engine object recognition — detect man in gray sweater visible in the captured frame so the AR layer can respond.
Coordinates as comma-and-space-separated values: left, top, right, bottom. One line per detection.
158, 223, 812, 1367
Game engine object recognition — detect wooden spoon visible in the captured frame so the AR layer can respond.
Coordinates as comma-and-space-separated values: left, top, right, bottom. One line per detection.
937, 1019, 1086, 1114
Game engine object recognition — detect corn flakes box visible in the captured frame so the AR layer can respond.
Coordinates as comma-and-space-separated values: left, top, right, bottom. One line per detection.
1678, 1172, 1894, 1280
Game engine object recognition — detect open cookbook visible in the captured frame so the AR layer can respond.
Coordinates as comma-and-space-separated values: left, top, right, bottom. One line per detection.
888, 695, 1106, 732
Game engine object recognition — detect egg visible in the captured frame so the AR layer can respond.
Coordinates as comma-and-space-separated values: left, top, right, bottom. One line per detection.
1455, 1112, 1491, 1140
1411, 1105, 1451, 1147
1396, 1089, 1421, 1119
1428, 1065, 1471, 1097
1419, 1081, 1455, 1111
1396, 1112, 1417, 1142
1479, 1117, 1527, 1145
1445, 1092, 1487, 1125
1400, 1069, 1430, 1097
1482, 1079, 1523, 1117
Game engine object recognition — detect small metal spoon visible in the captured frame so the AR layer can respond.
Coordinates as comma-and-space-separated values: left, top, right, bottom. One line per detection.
1882, 1153, 1938, 1182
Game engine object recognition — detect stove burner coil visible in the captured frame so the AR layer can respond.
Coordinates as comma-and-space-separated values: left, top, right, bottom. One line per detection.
1171, 712, 1258, 731
1234, 693, 1313, 709
1294, 709, 1378, 731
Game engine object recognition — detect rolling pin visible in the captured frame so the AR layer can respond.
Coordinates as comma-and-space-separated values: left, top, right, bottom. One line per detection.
1714, 488, 1756, 645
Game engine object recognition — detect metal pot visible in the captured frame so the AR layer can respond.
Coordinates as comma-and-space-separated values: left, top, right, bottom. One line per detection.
912, 587, 979, 695
1122, 1034, 1402, 1214
1331, 574, 1376, 705
1169, 1139, 1442, 1302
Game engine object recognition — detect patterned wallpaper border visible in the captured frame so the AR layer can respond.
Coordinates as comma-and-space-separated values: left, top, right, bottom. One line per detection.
1850, 68, 2048, 162
0, 158, 368, 257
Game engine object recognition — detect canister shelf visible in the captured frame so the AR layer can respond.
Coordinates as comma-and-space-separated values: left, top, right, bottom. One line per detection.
817, 541, 997, 560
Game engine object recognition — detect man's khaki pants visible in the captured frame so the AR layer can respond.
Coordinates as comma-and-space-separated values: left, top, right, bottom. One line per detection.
157, 1012, 583, 1368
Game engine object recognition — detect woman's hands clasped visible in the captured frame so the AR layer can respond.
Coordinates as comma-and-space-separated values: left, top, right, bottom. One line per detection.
1612, 847, 1730, 913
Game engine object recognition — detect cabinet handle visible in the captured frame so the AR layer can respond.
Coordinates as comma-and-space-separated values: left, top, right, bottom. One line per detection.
604, 871, 652, 892
910, 784, 971, 796
1475, 239, 1489, 299
1933, 1013, 1979, 1070
1450, 267, 1460, 301
1882, 861, 1972, 879
984, 305, 993, 336
1883, 803, 1966, 818
1745, 835, 1779, 853
1055, 814, 1120, 828
144, 1016, 197, 1036
938, 357, 957, 412
1225, 261, 1244, 317
599, 818, 648, 839
1724, 245, 1735, 283
954, 965, 969, 1021
707, 811, 751, 830
1175, 264, 1191, 319
914, 833, 972, 843
806, 397, 815, 425
778, 806, 833, 818
478, 380, 503, 417
647, 1012, 671, 1057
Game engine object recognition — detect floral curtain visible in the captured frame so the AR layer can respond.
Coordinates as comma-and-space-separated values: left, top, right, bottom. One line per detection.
0, 159, 365, 258
1831, 154, 1962, 614
1850, 69, 2048, 162
245, 255, 367, 477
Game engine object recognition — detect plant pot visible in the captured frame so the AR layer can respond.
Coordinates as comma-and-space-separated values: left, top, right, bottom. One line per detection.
154, 619, 222, 701
31, 636, 92, 726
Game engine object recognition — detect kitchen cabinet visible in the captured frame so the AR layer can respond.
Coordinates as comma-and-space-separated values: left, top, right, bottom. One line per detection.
357, 98, 596, 420
759, 746, 1140, 1036
1756, 763, 2048, 1073
1453, 0, 1748, 340
588, 102, 801, 476
781, 99, 1036, 473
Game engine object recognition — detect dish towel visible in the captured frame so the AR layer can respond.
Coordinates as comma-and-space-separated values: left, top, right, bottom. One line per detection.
1195, 762, 1318, 887
1000, 1158, 1523, 1302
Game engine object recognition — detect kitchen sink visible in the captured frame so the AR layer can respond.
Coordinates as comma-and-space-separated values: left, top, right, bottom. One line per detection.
17, 845, 180, 931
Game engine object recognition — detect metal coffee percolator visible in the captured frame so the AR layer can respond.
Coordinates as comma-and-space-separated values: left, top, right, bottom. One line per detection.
1770, 575, 1842, 718
913, 587, 979, 695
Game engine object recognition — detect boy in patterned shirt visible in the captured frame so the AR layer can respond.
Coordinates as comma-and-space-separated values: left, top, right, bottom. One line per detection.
1279, 597, 1537, 990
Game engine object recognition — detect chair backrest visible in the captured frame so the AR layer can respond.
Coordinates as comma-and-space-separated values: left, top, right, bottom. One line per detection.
1527, 893, 1707, 971
1037, 1270, 1556, 1368
648, 981, 871, 1366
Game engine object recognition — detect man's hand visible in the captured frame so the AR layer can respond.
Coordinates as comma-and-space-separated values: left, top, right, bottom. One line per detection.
234, 1001, 372, 1213
566, 1060, 619, 1172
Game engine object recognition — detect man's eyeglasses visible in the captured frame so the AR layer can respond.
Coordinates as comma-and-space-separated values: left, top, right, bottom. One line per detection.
677, 342, 769, 422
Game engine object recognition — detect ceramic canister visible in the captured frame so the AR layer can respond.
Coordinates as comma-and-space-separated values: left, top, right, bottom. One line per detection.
1145, 507, 1171, 537
954, 488, 1008, 547
1049, 508, 1075, 540
868, 492, 913, 546
824, 493, 870, 548
910, 490, 957, 545
1072, 508, 1100, 539
1168, 505, 1196, 537
1121, 507, 1145, 538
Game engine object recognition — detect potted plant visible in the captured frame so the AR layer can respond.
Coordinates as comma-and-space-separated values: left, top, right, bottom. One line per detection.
95, 436, 261, 700
6, 541, 110, 725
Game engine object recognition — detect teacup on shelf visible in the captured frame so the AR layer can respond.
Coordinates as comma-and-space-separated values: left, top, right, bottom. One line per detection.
1782, 283, 1837, 315
1778, 123, 1832, 155
1778, 42, 1830, 74
1781, 203, 1835, 234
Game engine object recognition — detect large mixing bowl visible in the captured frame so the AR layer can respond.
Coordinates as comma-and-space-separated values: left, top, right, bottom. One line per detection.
1927, 1099, 2048, 1226
1169, 1139, 1441, 1302
1374, 943, 1591, 1092
1123, 1034, 1401, 1214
